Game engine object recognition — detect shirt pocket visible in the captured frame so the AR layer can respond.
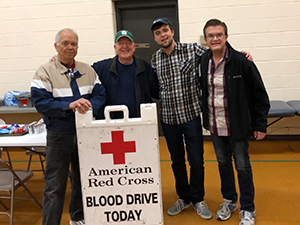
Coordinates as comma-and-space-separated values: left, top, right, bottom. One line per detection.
180, 58, 198, 88
180, 58, 194, 75
228, 74, 246, 97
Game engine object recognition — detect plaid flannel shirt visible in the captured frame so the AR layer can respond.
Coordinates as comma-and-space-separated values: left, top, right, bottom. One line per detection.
151, 42, 206, 124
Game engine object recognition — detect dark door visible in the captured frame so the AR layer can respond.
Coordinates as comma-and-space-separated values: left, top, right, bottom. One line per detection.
114, 0, 179, 136
115, 0, 179, 64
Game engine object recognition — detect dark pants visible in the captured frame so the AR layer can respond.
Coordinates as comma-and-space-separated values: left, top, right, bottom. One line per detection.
42, 130, 84, 225
161, 116, 204, 204
211, 134, 255, 212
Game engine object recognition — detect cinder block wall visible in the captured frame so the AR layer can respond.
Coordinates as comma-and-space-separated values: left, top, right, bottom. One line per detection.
178, 0, 300, 135
0, 0, 116, 96
0, 0, 299, 134
179, 0, 300, 101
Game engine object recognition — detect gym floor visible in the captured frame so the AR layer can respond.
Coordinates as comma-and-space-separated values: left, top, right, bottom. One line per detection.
1, 138, 300, 225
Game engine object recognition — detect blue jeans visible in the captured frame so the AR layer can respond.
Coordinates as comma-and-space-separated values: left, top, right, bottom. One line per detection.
211, 134, 255, 212
161, 116, 204, 204
43, 130, 84, 225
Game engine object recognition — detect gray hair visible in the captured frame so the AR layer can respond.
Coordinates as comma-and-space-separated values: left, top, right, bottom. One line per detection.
55, 28, 78, 45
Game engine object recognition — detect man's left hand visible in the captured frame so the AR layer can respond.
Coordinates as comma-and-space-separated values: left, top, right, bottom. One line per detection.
241, 50, 253, 61
253, 131, 266, 140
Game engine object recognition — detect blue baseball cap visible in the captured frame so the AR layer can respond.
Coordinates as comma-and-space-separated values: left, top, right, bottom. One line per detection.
151, 18, 172, 30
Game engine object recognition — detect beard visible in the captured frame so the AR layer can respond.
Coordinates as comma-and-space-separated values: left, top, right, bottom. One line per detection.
160, 38, 173, 49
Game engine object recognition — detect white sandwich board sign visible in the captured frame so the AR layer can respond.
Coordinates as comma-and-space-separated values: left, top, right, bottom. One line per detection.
75, 104, 163, 225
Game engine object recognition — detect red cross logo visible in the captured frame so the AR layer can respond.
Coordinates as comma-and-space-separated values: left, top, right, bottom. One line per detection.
101, 131, 136, 165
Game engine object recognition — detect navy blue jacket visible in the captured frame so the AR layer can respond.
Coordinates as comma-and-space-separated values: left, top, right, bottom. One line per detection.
92, 55, 159, 119
200, 42, 270, 140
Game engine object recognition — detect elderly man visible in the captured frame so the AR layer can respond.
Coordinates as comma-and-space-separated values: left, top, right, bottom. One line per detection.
92, 30, 159, 119
31, 28, 106, 225
201, 19, 270, 225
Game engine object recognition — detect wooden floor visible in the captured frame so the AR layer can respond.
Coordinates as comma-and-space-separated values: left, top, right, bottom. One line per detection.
1, 138, 300, 225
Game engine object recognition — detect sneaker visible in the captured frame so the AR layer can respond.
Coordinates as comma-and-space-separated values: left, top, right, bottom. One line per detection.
193, 201, 212, 219
216, 198, 238, 221
239, 210, 255, 225
167, 199, 191, 216
70, 220, 85, 225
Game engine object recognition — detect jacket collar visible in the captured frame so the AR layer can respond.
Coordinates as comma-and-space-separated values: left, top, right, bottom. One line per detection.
55, 57, 86, 76
225, 42, 233, 61
206, 41, 232, 60
108, 54, 145, 76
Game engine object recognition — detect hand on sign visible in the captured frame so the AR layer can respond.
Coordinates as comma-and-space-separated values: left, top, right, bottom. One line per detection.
68, 98, 92, 114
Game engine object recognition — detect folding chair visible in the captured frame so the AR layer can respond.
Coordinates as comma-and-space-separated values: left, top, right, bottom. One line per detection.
0, 118, 5, 125
0, 159, 42, 225
0, 119, 12, 167
26, 147, 46, 174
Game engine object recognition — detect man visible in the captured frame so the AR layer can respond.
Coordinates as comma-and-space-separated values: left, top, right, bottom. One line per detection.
151, 18, 212, 219
31, 28, 106, 225
200, 19, 270, 225
92, 30, 159, 119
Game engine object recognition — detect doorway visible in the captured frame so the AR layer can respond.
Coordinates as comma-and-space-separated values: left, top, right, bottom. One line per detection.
114, 0, 179, 136
114, 0, 179, 64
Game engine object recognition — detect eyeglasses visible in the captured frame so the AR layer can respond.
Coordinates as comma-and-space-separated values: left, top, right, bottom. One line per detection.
117, 41, 134, 46
206, 33, 224, 40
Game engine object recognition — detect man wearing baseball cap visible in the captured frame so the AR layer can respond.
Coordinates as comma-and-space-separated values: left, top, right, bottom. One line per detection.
92, 30, 159, 119
151, 17, 212, 220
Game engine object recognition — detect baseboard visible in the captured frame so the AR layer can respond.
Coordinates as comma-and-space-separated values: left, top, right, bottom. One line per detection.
203, 135, 300, 142
259, 135, 300, 141
162, 134, 300, 141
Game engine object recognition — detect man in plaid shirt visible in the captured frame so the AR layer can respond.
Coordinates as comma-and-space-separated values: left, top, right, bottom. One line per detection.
151, 18, 212, 219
